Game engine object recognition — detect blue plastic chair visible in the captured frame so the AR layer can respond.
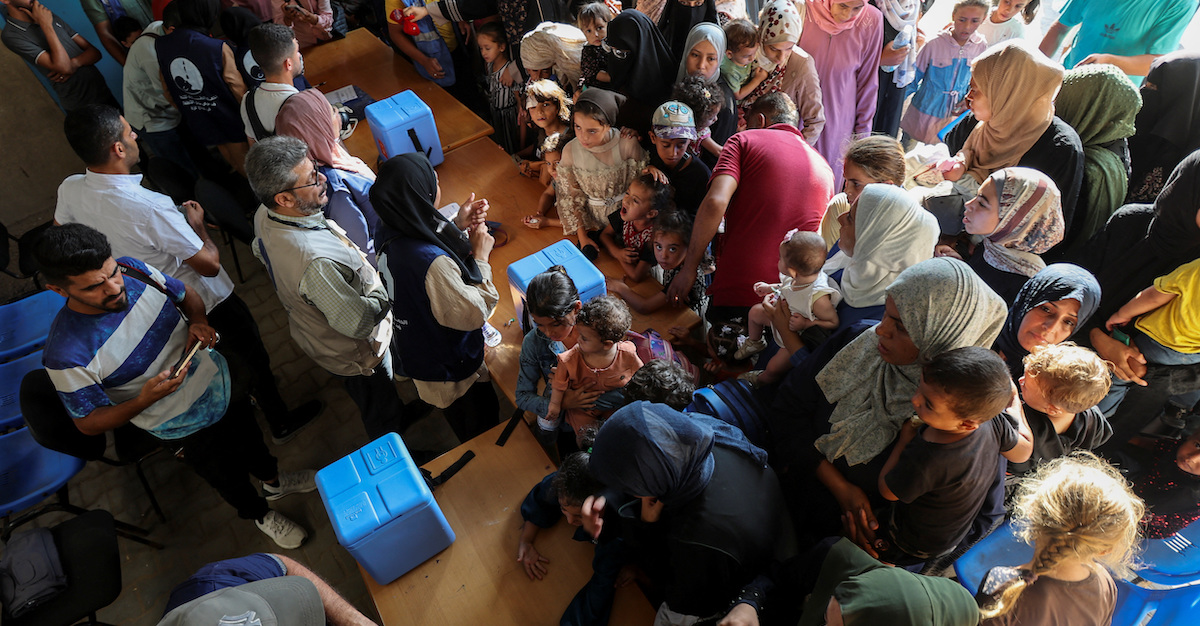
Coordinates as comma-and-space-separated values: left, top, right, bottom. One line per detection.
955, 519, 1200, 625
0, 350, 43, 429
0, 424, 85, 538
0, 290, 65, 363
0, 423, 161, 547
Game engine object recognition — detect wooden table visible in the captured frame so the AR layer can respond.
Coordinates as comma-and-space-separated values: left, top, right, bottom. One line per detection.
362, 422, 657, 625
303, 29, 493, 159
431, 139, 702, 406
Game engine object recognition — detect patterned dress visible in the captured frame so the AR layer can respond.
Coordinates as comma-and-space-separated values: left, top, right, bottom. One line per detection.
555, 130, 648, 234
485, 59, 521, 153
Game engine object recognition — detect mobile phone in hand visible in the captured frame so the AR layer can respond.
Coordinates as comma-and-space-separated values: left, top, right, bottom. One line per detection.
170, 341, 204, 379
1111, 327, 1132, 346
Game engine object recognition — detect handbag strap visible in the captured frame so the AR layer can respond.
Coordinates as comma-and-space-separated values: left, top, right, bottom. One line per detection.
117, 260, 189, 323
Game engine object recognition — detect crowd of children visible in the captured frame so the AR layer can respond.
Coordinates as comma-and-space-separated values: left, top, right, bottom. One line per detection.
462, 0, 1199, 622
10, 0, 1200, 623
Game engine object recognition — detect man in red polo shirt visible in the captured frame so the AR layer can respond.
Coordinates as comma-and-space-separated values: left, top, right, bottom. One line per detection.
668, 92, 834, 323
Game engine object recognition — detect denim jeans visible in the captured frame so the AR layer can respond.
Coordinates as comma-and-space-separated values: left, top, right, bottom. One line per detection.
1097, 330, 1200, 451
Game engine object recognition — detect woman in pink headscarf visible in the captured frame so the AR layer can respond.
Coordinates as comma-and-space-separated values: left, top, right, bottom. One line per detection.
800, 0, 884, 190
275, 88, 382, 266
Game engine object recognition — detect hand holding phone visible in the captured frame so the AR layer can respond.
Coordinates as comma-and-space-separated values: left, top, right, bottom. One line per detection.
170, 341, 204, 379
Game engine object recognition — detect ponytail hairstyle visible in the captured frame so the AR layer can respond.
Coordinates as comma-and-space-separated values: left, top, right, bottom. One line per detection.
977, 452, 1144, 619
631, 173, 676, 216
844, 134, 906, 187
1021, 0, 1041, 25
526, 265, 581, 320
707, 316, 752, 369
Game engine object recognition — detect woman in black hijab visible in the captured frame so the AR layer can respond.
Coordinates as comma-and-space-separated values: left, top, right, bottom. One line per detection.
1073, 150, 1200, 451
370, 153, 501, 442
604, 10, 676, 131
657, 0, 719, 62
1127, 51, 1200, 203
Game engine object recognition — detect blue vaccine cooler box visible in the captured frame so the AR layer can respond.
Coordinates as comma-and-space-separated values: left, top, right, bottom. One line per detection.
506, 239, 607, 331
364, 90, 444, 166
316, 433, 454, 585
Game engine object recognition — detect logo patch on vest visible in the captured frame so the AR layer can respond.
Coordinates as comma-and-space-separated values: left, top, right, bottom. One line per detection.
169, 57, 205, 95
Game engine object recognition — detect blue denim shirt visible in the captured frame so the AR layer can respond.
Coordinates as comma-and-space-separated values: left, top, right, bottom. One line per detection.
515, 327, 624, 419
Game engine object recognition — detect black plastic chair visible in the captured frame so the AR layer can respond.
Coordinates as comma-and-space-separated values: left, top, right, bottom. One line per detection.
1, 220, 51, 289
3, 510, 123, 626
145, 156, 197, 205
195, 179, 256, 283
20, 370, 167, 523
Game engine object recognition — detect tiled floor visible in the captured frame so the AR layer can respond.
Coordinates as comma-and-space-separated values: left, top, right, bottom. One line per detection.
15, 237, 490, 625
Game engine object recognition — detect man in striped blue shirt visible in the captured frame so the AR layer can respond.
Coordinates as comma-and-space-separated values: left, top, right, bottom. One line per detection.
37, 224, 313, 549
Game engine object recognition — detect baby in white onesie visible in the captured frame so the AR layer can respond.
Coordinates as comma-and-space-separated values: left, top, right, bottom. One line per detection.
736, 230, 841, 385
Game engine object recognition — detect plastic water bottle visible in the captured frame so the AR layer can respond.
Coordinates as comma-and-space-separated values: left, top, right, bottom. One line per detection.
881, 25, 913, 73
482, 321, 502, 347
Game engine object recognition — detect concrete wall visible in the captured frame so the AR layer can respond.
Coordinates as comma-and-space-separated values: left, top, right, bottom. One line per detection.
0, 6, 89, 300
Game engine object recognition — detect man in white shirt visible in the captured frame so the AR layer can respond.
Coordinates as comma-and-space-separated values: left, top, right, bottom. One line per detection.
56, 104, 321, 444
240, 22, 304, 141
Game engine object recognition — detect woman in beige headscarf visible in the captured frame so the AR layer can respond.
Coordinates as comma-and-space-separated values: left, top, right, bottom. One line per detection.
947, 42, 1063, 184
928, 41, 1084, 244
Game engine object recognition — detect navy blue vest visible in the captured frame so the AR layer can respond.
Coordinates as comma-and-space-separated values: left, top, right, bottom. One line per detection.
379, 231, 484, 382
156, 28, 243, 145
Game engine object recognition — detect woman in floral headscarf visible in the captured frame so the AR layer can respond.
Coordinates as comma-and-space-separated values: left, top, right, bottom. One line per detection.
799, 0, 884, 190
937, 167, 1066, 305
737, 0, 825, 144
938, 41, 1083, 243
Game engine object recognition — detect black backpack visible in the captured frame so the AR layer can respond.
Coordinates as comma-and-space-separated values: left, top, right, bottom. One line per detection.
0, 527, 67, 618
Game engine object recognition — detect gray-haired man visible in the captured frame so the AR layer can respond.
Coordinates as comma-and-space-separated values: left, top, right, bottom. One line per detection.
245, 136, 426, 440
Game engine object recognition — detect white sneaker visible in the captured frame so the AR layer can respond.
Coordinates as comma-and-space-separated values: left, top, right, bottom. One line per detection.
255, 510, 307, 549
734, 336, 767, 360
263, 470, 317, 501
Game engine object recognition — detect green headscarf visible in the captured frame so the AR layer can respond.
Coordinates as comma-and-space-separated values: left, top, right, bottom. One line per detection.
798, 539, 979, 626
1055, 64, 1142, 251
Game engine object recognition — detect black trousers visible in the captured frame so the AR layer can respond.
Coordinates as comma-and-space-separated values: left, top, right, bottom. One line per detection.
171, 394, 277, 520
873, 68, 906, 138
208, 294, 290, 432
441, 380, 501, 443
339, 357, 406, 441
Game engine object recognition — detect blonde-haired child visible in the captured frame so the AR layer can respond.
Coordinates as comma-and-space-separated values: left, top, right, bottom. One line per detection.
977, 453, 1144, 625
544, 295, 643, 447
1011, 342, 1113, 475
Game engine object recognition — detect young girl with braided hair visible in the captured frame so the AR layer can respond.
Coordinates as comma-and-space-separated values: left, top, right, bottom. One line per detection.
977, 453, 1144, 625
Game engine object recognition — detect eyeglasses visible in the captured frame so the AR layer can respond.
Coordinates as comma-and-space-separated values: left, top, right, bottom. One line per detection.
281, 158, 323, 193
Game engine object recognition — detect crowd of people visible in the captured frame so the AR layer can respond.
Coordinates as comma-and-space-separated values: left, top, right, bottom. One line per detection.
5, 0, 1200, 623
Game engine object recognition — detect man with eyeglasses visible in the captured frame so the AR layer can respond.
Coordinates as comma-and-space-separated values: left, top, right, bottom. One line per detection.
247, 136, 429, 442
55, 104, 323, 446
